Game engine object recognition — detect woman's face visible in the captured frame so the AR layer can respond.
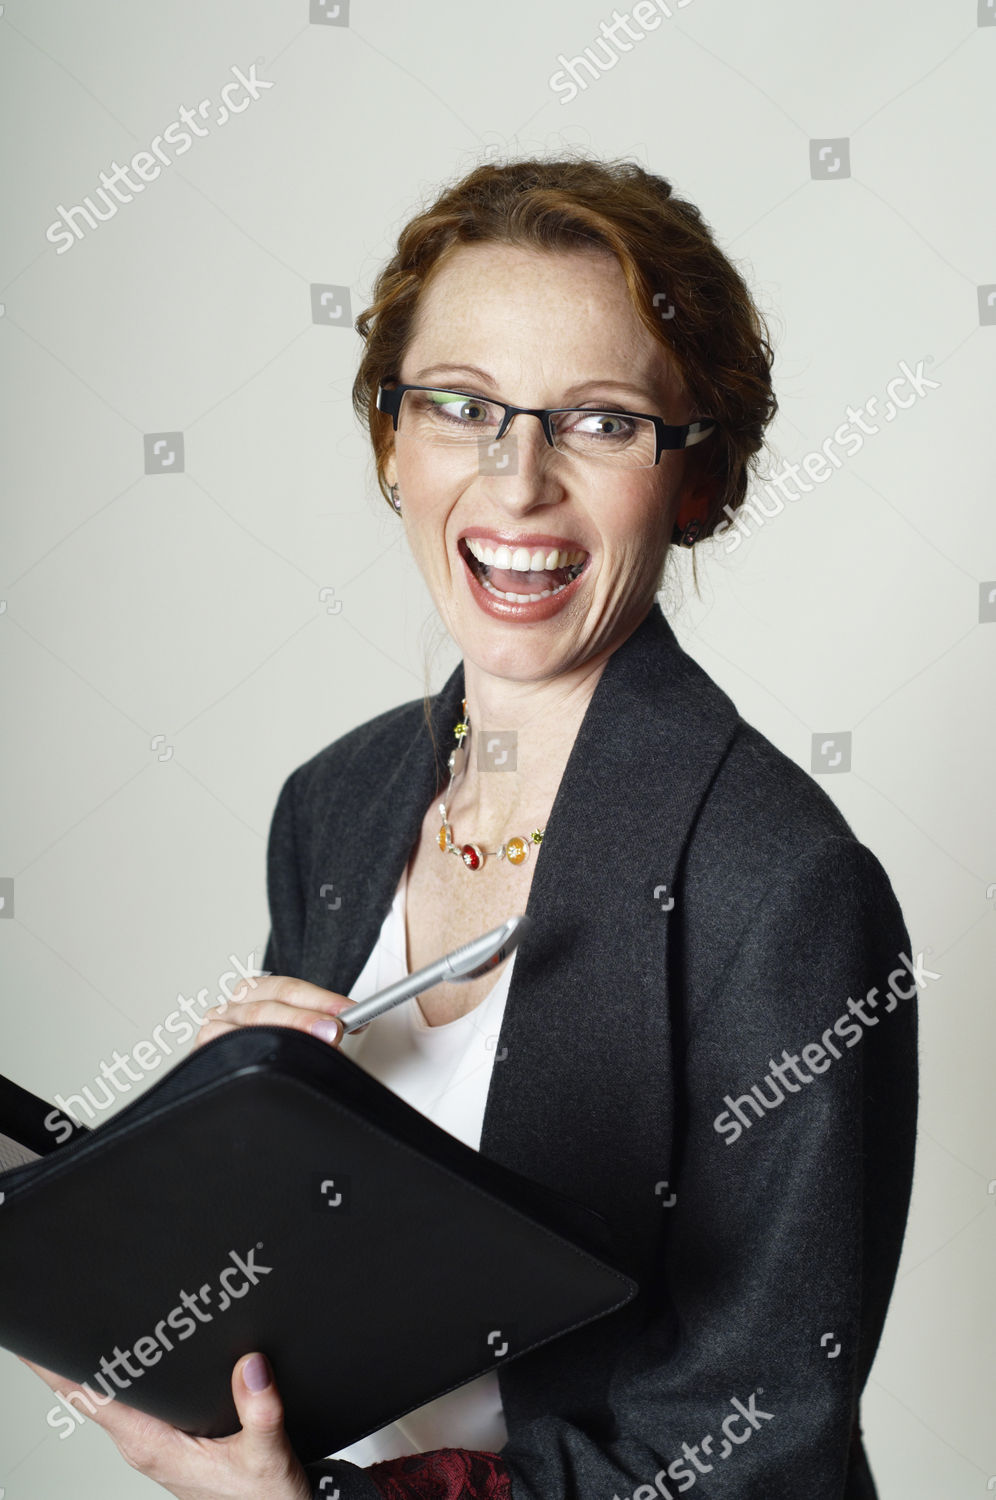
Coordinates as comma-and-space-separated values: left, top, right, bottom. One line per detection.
384, 242, 706, 683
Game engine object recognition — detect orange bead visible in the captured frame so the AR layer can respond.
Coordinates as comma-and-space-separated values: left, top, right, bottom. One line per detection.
505, 836, 529, 865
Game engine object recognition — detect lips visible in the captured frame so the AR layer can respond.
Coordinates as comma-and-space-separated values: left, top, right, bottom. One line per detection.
457, 542, 589, 626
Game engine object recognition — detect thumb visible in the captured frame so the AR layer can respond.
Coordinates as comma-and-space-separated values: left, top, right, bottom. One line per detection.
232, 1352, 296, 1469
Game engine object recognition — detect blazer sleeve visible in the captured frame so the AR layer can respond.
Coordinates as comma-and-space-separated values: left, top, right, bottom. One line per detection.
304, 834, 919, 1498
584, 831, 921, 1500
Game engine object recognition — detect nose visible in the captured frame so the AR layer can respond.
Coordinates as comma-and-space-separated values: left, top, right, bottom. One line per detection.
479, 415, 565, 509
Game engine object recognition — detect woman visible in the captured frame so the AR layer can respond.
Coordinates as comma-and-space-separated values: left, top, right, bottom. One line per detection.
25, 156, 918, 1499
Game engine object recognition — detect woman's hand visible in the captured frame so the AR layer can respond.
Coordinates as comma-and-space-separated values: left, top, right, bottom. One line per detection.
19, 1349, 312, 1500
193, 974, 369, 1049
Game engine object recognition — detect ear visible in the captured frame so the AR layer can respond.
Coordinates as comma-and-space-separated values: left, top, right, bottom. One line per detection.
672, 472, 719, 535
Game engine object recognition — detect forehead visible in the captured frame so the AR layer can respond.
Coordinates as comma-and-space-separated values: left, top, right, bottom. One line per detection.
403, 242, 683, 402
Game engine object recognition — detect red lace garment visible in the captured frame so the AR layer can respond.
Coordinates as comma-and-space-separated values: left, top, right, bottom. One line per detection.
366, 1448, 512, 1499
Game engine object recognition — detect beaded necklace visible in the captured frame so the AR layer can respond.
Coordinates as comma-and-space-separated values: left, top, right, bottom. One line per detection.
436, 698, 546, 871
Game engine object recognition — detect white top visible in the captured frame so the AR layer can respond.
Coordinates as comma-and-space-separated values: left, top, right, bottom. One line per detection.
329, 859, 513, 1466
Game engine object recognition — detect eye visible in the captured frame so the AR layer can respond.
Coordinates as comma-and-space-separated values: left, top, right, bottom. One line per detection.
585, 413, 624, 434
426, 391, 494, 424
567, 411, 635, 438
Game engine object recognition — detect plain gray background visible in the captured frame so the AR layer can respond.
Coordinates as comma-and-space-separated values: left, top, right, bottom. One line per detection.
1, 1, 993, 1495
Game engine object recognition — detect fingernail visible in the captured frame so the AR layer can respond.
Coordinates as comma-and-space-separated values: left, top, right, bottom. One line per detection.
243, 1353, 270, 1391
311, 1017, 341, 1045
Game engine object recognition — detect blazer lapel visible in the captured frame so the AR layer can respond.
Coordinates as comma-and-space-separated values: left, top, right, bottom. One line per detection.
304, 663, 466, 997
477, 604, 742, 1241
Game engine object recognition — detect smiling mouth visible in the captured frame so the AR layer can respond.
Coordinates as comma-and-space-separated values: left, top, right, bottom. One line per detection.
458, 538, 588, 600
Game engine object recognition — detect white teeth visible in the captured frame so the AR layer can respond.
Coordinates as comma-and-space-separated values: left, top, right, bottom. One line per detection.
465, 538, 586, 571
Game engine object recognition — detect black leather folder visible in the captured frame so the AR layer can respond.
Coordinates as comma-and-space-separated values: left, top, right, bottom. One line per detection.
0, 1025, 638, 1462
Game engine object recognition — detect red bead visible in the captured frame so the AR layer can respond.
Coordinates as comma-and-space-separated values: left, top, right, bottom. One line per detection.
461, 843, 482, 870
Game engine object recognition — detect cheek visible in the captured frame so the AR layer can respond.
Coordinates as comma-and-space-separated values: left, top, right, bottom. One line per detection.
403, 506, 459, 595
602, 479, 673, 554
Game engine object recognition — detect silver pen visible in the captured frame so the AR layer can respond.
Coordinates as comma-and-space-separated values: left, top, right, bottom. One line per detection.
337, 914, 530, 1033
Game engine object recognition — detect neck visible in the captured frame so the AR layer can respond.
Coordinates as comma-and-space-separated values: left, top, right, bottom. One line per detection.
446, 651, 612, 842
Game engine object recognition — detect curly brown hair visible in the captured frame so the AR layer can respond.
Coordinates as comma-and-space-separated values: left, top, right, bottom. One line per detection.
351, 151, 778, 560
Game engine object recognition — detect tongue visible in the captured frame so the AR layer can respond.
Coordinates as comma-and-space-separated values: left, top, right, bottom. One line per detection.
486, 564, 571, 595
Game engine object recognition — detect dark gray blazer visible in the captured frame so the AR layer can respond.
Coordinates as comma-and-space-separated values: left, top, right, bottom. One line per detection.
264, 602, 919, 1500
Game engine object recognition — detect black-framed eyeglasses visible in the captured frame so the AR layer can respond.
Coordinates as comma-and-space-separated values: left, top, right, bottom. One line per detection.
376, 381, 716, 469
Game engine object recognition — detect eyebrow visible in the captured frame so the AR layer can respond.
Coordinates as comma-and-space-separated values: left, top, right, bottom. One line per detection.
411, 363, 659, 407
